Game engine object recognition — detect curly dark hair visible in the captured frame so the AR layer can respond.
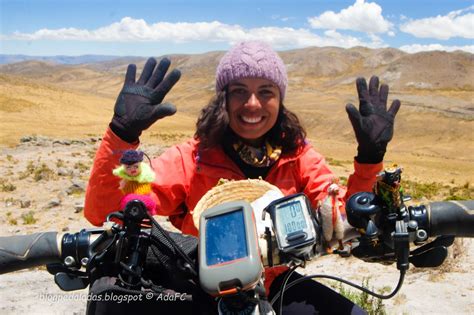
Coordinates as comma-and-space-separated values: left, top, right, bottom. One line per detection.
195, 91, 306, 152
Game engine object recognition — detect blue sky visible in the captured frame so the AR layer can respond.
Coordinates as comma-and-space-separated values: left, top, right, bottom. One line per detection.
1, 0, 473, 56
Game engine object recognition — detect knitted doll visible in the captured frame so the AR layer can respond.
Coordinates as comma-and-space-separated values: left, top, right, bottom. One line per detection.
113, 150, 157, 215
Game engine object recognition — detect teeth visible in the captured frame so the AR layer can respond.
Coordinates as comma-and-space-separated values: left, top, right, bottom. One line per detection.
241, 116, 263, 123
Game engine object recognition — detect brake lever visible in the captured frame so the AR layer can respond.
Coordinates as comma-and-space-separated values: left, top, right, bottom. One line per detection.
410, 235, 455, 256
409, 246, 448, 268
408, 235, 454, 268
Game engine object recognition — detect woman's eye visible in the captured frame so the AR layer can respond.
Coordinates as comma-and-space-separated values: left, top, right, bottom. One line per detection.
229, 88, 249, 99
259, 89, 274, 97
230, 88, 247, 95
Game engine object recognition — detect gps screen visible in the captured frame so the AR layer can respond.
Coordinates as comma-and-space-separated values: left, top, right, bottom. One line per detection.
205, 209, 248, 266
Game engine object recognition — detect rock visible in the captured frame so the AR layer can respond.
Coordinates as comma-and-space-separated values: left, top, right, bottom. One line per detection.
52, 139, 73, 146
57, 168, 72, 176
66, 181, 85, 195
20, 135, 51, 146
20, 136, 35, 143
52, 139, 87, 146
71, 140, 87, 145
46, 198, 61, 208
74, 202, 84, 213
20, 200, 31, 208
62, 226, 70, 232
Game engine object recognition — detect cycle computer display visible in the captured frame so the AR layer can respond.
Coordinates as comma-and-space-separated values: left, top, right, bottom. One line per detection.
198, 201, 262, 296
264, 193, 316, 253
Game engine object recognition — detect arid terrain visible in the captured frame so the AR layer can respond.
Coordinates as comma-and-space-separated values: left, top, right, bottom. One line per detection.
0, 47, 473, 314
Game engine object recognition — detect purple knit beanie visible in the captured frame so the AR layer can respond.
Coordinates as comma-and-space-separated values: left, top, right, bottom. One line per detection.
216, 41, 288, 100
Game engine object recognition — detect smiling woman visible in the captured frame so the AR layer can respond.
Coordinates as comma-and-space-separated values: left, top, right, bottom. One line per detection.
84, 40, 401, 314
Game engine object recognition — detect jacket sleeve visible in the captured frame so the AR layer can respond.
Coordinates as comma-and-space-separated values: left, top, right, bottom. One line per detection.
298, 147, 383, 211
298, 149, 341, 209
345, 160, 383, 200
149, 144, 190, 218
84, 128, 138, 226
84, 128, 191, 226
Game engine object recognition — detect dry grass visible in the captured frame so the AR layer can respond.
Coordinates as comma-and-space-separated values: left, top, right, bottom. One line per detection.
0, 95, 36, 112
0, 54, 473, 185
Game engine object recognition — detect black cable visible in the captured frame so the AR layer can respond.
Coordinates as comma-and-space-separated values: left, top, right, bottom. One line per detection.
270, 269, 406, 306
148, 215, 197, 277
270, 264, 298, 314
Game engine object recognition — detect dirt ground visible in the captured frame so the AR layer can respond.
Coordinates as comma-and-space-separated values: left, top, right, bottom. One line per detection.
0, 137, 472, 315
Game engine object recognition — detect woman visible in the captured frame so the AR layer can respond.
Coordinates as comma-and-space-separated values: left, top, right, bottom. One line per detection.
84, 41, 400, 314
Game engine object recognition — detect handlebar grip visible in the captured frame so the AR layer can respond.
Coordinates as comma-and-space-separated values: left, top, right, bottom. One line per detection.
428, 201, 474, 237
0, 232, 61, 274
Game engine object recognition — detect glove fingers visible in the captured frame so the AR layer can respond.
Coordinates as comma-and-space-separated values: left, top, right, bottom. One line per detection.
146, 58, 171, 89
151, 69, 182, 104
124, 64, 137, 86
368, 76, 379, 101
137, 58, 157, 85
345, 103, 362, 132
356, 77, 372, 116
151, 102, 177, 120
388, 99, 401, 117
379, 84, 389, 110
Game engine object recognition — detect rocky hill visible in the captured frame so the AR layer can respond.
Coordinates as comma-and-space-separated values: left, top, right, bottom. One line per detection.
0, 47, 473, 184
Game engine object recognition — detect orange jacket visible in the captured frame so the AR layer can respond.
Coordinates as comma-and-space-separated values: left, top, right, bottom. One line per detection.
85, 128, 382, 232
84, 127, 383, 293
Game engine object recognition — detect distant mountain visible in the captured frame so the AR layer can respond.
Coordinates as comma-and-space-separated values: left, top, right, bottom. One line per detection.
0, 54, 131, 65
1, 47, 472, 101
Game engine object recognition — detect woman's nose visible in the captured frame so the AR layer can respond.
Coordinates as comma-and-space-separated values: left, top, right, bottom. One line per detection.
244, 93, 261, 109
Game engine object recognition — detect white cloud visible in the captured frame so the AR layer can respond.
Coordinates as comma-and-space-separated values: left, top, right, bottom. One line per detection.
271, 15, 290, 22
308, 0, 393, 34
7, 18, 247, 42
3, 17, 386, 50
400, 6, 474, 39
399, 44, 474, 54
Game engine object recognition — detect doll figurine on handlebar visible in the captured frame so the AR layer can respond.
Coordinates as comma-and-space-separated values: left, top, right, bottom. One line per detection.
113, 149, 157, 215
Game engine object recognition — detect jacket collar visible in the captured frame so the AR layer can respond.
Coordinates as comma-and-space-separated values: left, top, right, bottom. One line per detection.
194, 139, 312, 176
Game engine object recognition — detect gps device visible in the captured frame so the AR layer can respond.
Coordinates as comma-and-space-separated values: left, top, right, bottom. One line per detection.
263, 193, 317, 254
198, 201, 263, 297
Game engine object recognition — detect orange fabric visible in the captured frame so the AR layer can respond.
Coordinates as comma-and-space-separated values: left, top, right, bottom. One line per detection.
85, 128, 382, 228
122, 181, 152, 195
84, 127, 383, 291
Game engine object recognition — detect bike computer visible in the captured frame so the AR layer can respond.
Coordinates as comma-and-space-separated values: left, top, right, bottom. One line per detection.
264, 193, 316, 254
198, 201, 262, 297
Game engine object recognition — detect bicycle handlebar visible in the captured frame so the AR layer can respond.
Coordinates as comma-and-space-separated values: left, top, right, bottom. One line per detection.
1, 199, 472, 275
424, 200, 474, 237
0, 232, 61, 274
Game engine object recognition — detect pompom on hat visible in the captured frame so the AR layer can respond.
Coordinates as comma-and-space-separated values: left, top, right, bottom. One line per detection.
216, 41, 288, 100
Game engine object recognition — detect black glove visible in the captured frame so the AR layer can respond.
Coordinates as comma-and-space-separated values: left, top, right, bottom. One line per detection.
110, 57, 181, 143
346, 76, 401, 163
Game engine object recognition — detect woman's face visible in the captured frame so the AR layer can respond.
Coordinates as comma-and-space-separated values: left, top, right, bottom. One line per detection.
227, 78, 280, 146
